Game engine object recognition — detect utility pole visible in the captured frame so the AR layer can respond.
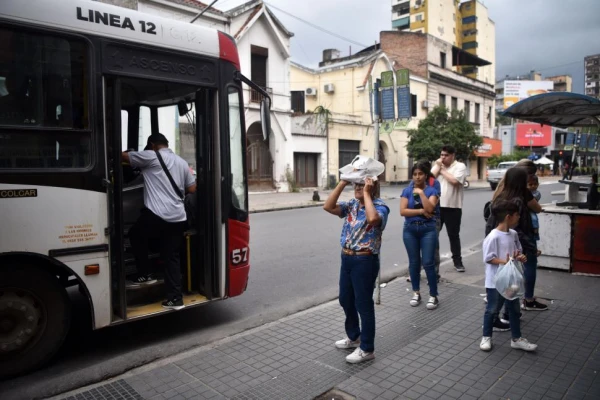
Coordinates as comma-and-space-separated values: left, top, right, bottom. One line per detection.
373, 80, 381, 305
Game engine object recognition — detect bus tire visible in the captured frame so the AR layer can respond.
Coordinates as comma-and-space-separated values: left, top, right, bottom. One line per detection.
0, 265, 71, 379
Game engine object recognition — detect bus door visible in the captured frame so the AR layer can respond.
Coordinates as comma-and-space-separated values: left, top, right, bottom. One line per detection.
104, 71, 219, 319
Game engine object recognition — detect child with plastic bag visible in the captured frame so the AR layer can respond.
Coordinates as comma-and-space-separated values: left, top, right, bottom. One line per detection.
480, 199, 538, 352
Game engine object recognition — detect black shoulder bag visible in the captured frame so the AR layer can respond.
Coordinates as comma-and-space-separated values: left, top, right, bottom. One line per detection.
154, 150, 184, 201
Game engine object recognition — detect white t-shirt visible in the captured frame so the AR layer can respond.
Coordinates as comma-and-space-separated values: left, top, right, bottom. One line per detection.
482, 228, 522, 289
128, 148, 195, 223
437, 161, 466, 208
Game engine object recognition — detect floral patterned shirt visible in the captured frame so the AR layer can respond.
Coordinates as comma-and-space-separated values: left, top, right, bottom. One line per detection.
338, 198, 390, 254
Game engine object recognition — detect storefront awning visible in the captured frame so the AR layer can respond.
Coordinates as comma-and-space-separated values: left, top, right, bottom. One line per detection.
451, 46, 491, 67
502, 92, 600, 128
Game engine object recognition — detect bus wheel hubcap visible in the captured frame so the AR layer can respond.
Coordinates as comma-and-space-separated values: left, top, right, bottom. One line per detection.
0, 291, 42, 353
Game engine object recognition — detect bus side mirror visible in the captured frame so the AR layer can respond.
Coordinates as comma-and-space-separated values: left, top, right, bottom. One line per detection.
260, 97, 271, 141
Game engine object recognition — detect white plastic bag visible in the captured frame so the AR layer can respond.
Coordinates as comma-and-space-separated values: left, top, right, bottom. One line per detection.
494, 258, 525, 300
339, 156, 385, 184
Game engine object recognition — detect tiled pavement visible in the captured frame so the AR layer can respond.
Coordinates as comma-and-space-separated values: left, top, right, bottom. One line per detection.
56, 270, 600, 400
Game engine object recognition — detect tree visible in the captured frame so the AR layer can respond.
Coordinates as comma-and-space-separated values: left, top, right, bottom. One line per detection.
495, 110, 511, 126
406, 106, 483, 162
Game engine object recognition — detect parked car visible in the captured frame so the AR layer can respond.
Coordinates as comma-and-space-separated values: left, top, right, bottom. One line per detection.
486, 161, 518, 190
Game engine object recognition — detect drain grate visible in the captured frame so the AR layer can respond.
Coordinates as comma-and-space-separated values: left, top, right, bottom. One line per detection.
313, 388, 356, 400
62, 380, 143, 400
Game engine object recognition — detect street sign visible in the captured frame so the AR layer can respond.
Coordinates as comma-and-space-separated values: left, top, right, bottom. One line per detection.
380, 71, 394, 88
396, 69, 409, 86
381, 88, 395, 120
396, 68, 411, 120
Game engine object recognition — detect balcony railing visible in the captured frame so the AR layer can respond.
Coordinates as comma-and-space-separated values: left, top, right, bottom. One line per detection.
250, 86, 273, 103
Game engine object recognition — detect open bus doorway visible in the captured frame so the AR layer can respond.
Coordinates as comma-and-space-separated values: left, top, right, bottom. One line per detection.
105, 76, 217, 321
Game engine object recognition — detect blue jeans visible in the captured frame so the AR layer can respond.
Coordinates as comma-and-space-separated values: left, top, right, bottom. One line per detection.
483, 288, 521, 339
403, 222, 438, 296
339, 254, 380, 352
524, 251, 537, 300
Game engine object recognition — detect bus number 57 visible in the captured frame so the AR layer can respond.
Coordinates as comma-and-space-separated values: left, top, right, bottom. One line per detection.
231, 247, 249, 265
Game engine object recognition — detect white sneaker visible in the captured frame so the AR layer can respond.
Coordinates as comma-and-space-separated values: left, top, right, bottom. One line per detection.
345, 348, 374, 364
335, 337, 360, 349
511, 337, 538, 352
500, 318, 510, 325
483, 296, 488, 303
410, 293, 421, 307
426, 296, 439, 310
480, 336, 492, 351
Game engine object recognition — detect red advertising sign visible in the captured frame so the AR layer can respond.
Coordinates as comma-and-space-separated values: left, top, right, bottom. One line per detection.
516, 123, 552, 147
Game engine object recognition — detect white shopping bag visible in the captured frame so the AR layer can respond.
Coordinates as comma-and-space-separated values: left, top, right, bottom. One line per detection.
494, 258, 525, 300
339, 156, 385, 184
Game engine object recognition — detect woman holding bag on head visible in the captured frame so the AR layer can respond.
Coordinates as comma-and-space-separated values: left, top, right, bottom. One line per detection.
401, 162, 440, 310
324, 173, 390, 364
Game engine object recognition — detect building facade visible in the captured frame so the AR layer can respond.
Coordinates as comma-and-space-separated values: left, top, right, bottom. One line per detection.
585, 54, 600, 99
391, 0, 495, 84
380, 30, 497, 180
290, 49, 429, 186
546, 75, 573, 93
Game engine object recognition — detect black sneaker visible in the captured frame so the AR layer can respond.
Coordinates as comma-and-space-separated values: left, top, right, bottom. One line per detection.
162, 298, 185, 310
126, 274, 157, 287
493, 319, 510, 332
502, 312, 522, 322
455, 265, 465, 272
523, 299, 548, 311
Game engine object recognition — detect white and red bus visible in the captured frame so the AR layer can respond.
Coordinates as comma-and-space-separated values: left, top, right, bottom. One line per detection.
0, 0, 270, 378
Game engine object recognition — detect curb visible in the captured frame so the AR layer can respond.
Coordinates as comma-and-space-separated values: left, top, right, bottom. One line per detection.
249, 196, 400, 214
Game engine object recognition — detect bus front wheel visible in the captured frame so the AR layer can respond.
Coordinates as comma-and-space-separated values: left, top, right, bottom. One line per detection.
0, 265, 71, 379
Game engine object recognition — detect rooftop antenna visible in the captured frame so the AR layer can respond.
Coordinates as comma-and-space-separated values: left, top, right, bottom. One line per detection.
190, 0, 220, 24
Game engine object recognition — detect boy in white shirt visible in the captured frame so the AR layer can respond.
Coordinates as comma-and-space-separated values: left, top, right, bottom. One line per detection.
481, 199, 538, 352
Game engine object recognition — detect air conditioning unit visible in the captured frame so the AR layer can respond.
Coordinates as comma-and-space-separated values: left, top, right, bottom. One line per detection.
305, 87, 317, 96
422, 100, 429, 109
324, 83, 335, 94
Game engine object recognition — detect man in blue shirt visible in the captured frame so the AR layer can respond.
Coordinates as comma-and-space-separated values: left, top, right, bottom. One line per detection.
324, 177, 390, 364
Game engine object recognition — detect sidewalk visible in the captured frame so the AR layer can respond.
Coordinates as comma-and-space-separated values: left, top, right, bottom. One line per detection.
248, 176, 561, 214
53, 250, 600, 400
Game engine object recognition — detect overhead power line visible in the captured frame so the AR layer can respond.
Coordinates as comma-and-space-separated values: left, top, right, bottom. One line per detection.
264, 2, 370, 49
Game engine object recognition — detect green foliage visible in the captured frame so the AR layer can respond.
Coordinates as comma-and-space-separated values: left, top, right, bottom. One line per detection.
285, 167, 299, 192
406, 106, 483, 162
495, 110, 511, 126
313, 105, 332, 135
487, 149, 531, 168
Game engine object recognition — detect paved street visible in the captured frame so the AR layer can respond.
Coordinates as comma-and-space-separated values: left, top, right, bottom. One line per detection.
0, 182, 568, 399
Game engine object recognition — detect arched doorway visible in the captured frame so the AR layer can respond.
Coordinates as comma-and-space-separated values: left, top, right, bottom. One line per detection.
246, 122, 273, 190
378, 141, 388, 183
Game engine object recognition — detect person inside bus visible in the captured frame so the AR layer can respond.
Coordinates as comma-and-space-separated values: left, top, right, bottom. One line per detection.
122, 133, 196, 310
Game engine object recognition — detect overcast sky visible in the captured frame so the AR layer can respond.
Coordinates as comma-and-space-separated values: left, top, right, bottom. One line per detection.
217, 0, 600, 93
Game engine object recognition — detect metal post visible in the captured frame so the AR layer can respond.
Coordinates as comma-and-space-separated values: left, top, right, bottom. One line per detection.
373, 82, 382, 305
